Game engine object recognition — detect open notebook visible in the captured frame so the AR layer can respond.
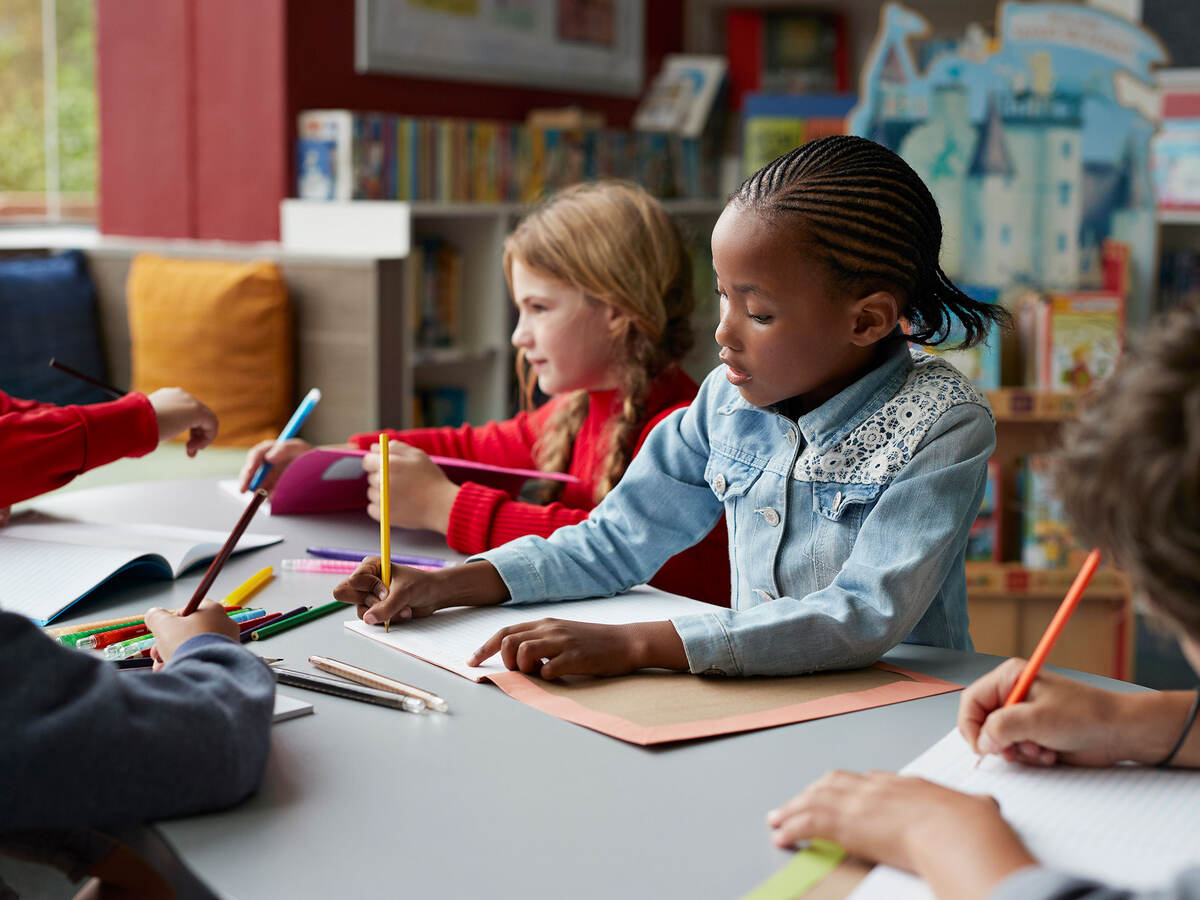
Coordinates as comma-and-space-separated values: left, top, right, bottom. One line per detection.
1, 513, 282, 625
229, 447, 580, 515
848, 728, 1200, 897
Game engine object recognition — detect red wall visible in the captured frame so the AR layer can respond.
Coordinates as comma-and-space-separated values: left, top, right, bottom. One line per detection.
96, 0, 193, 237
97, 0, 684, 241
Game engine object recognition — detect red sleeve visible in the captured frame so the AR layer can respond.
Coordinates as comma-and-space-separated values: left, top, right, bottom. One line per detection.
444, 480, 591, 555
347, 402, 560, 470
0, 391, 159, 506
444, 396, 732, 607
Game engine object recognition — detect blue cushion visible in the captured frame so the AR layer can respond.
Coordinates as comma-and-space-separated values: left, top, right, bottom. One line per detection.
0, 249, 111, 405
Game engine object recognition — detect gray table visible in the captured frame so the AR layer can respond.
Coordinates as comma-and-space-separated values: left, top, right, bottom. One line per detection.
32, 480, 1138, 900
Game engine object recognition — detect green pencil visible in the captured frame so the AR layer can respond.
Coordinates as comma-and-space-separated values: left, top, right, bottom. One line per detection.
250, 600, 344, 640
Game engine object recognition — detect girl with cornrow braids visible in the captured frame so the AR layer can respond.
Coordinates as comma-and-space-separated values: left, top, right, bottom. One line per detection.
336, 136, 1005, 681
240, 180, 729, 607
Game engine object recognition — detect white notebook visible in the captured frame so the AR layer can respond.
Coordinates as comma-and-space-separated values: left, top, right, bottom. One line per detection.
345, 586, 714, 682
849, 728, 1200, 898
1, 512, 283, 624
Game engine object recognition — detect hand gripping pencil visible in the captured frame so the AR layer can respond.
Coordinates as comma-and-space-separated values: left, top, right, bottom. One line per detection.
247, 387, 322, 491
180, 489, 269, 615
975, 548, 1103, 765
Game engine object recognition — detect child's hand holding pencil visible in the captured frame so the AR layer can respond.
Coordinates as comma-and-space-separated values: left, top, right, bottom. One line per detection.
145, 601, 239, 670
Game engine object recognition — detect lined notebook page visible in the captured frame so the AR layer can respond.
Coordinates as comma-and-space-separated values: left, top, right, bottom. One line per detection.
1, 514, 282, 624
345, 586, 712, 681
849, 728, 1200, 898
0, 538, 158, 622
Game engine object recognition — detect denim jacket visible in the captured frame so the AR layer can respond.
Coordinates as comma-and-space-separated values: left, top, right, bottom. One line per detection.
476, 336, 995, 676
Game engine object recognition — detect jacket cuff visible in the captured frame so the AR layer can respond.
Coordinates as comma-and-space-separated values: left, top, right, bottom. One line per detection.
473, 540, 549, 605
988, 867, 1092, 900
78, 393, 158, 472
670, 613, 740, 676
446, 482, 508, 554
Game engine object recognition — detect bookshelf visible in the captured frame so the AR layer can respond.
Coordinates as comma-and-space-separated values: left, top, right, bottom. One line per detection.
340, 199, 726, 430
969, 389, 1134, 681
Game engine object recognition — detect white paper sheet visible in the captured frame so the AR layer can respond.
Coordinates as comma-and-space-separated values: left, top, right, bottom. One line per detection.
345, 586, 713, 681
849, 728, 1200, 898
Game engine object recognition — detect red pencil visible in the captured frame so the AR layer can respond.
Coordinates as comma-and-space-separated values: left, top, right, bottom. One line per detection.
1003, 548, 1104, 707
238, 612, 282, 633
181, 489, 269, 615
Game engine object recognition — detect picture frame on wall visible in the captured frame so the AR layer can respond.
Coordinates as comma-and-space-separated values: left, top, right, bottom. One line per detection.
355, 0, 645, 96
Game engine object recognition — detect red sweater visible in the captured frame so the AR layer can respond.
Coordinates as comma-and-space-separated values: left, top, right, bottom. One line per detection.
0, 391, 159, 507
349, 367, 730, 606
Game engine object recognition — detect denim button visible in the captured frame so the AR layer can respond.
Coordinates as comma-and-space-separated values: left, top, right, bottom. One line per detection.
757, 507, 780, 526
713, 473, 726, 495
754, 588, 774, 602
785, 429, 797, 445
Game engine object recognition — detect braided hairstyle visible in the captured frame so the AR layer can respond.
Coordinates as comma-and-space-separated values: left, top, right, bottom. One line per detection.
734, 134, 1010, 347
504, 180, 695, 502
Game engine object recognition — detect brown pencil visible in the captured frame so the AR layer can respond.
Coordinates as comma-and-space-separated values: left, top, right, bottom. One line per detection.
181, 489, 269, 615
48, 358, 124, 399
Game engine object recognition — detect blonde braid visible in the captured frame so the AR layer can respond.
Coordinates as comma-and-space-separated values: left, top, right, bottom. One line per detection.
504, 180, 696, 504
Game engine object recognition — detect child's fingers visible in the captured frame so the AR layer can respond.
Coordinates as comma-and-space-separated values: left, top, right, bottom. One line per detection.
512, 638, 558, 674
469, 622, 536, 666
361, 449, 381, 472
959, 657, 1026, 752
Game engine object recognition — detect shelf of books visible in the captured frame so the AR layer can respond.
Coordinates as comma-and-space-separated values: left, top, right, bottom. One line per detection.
938, 283, 1135, 681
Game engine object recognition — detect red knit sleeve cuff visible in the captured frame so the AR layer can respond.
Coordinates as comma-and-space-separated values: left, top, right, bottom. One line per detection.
77, 392, 159, 472
445, 481, 509, 555
346, 429, 403, 450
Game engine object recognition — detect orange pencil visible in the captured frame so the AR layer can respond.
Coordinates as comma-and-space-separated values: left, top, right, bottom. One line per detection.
975, 548, 1103, 767
1002, 548, 1104, 708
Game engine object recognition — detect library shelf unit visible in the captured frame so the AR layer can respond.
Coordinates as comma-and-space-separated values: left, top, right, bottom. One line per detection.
398, 199, 727, 431
970, 388, 1133, 681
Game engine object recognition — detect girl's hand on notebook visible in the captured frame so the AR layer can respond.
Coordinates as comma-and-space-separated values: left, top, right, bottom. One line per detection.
145, 601, 239, 670
149, 388, 219, 457
467, 619, 687, 679
237, 438, 312, 492
363, 442, 458, 534
766, 771, 1034, 897
959, 659, 1128, 767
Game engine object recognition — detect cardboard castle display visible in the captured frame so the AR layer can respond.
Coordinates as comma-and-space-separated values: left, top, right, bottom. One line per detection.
849, 2, 1166, 323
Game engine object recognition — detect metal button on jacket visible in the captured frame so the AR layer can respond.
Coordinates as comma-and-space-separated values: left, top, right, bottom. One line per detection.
713, 473, 726, 495
756, 507, 781, 526
754, 588, 774, 602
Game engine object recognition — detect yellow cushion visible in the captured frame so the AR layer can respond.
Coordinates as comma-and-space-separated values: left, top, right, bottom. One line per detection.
127, 253, 293, 447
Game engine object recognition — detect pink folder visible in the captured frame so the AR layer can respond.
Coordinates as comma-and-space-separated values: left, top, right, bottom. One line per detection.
267, 447, 579, 516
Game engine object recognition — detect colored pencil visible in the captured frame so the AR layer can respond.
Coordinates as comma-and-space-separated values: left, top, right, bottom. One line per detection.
50, 614, 143, 639
240, 605, 308, 643
247, 387, 322, 491
309, 655, 448, 713
181, 488, 268, 616
305, 546, 448, 569
379, 433, 392, 631
1002, 549, 1103, 707
249, 600, 344, 640
272, 667, 424, 713
48, 357, 124, 399
222, 566, 274, 608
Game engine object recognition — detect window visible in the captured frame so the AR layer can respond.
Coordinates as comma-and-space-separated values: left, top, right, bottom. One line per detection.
1000, 224, 1011, 245
974, 223, 983, 243
0, 0, 96, 222
1061, 140, 1071, 159
1057, 232, 1067, 251
1058, 182, 1071, 207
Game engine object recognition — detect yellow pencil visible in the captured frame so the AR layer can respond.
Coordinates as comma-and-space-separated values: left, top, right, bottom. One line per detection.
221, 566, 274, 609
379, 433, 392, 631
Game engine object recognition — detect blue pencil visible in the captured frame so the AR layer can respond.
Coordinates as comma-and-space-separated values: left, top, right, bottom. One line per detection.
249, 387, 323, 491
